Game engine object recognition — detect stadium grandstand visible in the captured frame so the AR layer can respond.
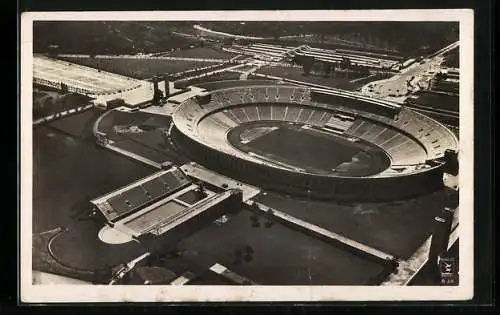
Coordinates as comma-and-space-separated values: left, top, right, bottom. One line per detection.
227, 43, 401, 69
170, 85, 458, 200
92, 166, 243, 242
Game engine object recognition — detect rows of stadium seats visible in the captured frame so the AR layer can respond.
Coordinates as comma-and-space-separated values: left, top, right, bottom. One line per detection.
172, 85, 462, 183
174, 98, 207, 133
186, 87, 341, 136
103, 169, 191, 221
177, 86, 457, 168
232, 44, 290, 61
323, 116, 355, 132
234, 43, 399, 69
204, 86, 313, 109
205, 104, 335, 128
392, 108, 458, 159
192, 104, 338, 167
289, 88, 312, 104
210, 112, 240, 129
243, 46, 284, 57
306, 47, 399, 68
345, 119, 428, 165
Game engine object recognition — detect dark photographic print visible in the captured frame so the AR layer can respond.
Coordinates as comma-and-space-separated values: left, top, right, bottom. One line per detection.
20, 10, 474, 302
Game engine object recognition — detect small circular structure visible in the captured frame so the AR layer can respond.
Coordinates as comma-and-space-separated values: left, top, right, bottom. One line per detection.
98, 225, 134, 245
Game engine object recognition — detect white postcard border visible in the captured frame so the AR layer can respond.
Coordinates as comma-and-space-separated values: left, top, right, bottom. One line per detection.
20, 9, 475, 302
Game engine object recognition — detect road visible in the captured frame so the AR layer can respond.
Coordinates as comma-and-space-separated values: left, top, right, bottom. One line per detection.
360, 41, 459, 103
58, 54, 229, 63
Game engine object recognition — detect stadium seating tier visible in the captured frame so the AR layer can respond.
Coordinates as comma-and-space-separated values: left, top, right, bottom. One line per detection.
172, 85, 458, 178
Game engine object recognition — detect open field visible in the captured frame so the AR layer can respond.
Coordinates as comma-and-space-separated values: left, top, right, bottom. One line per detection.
59, 57, 218, 79
442, 47, 459, 68
33, 86, 92, 119
164, 47, 239, 59
254, 187, 458, 260
256, 66, 374, 91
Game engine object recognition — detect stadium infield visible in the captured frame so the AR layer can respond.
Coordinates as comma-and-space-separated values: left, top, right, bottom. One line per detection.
228, 122, 390, 176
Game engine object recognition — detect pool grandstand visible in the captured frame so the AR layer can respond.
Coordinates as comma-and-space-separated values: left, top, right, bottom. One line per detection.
92, 166, 243, 243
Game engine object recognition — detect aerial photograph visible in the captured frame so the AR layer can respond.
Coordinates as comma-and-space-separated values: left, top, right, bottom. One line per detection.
30, 19, 460, 287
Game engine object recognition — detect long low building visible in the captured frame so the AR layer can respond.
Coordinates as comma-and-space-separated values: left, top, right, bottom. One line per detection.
33, 56, 170, 108
33, 55, 143, 95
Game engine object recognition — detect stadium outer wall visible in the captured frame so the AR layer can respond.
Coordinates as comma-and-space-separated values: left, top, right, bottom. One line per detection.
171, 126, 445, 201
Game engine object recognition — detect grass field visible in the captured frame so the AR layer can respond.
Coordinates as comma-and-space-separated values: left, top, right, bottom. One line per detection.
159, 207, 388, 285
248, 126, 360, 171
407, 91, 459, 113
230, 124, 389, 176
164, 47, 239, 59
59, 57, 218, 79
256, 66, 370, 91
33, 86, 92, 119
255, 187, 458, 259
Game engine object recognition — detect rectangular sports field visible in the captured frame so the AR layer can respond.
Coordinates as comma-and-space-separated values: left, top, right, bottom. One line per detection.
256, 66, 368, 91
59, 57, 219, 80
247, 126, 360, 172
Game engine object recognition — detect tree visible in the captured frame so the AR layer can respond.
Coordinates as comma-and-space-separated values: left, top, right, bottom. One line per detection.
301, 56, 314, 76
293, 54, 304, 66
322, 62, 331, 77
48, 44, 59, 58
152, 88, 164, 105
435, 71, 448, 81
222, 38, 234, 46
340, 57, 352, 70
359, 66, 370, 76
330, 63, 337, 77
60, 82, 68, 93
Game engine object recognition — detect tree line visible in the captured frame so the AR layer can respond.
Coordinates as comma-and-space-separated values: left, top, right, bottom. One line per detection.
292, 55, 371, 78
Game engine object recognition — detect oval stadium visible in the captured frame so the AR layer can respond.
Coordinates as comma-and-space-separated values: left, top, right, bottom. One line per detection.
171, 84, 458, 200
31, 20, 462, 288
